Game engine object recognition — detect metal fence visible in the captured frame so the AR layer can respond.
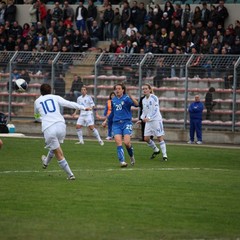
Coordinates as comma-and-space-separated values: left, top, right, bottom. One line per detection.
0, 51, 239, 132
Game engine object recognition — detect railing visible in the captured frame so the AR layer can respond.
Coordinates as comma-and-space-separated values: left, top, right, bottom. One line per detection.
0, 51, 239, 132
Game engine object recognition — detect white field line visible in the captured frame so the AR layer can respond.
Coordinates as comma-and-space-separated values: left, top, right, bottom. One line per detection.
0, 167, 237, 175
0, 134, 239, 150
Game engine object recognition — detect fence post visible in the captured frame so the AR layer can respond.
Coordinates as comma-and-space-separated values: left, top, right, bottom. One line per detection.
232, 56, 240, 132
184, 54, 194, 130
8, 51, 19, 123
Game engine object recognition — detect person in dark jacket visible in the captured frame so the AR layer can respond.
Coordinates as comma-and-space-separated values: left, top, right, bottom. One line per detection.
201, 2, 210, 27
0, 112, 8, 133
54, 73, 66, 98
86, 0, 97, 33
103, 4, 114, 40
75, 0, 88, 33
134, 2, 146, 32
4, 0, 16, 24
121, 1, 131, 30
188, 95, 204, 144
230, 37, 240, 54
215, 0, 228, 28
20, 69, 31, 85
205, 87, 216, 120
69, 74, 83, 101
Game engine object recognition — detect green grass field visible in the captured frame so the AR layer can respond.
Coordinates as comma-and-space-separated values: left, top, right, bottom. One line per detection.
0, 137, 240, 240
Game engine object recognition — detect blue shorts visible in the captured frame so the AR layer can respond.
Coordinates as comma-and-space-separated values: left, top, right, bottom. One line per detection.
112, 120, 133, 136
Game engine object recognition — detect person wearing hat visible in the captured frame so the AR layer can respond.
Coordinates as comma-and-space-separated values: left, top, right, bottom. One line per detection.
131, 41, 139, 53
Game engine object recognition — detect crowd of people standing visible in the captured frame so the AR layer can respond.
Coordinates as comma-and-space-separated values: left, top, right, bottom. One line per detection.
0, 0, 239, 55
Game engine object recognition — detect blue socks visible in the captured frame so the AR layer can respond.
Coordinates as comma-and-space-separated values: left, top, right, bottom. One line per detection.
117, 146, 125, 162
126, 145, 134, 157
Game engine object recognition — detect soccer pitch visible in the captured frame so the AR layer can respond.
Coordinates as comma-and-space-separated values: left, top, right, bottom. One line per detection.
0, 137, 240, 240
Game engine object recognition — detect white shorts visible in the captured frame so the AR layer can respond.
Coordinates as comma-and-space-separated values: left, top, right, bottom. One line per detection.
43, 122, 66, 150
144, 120, 165, 137
77, 114, 94, 126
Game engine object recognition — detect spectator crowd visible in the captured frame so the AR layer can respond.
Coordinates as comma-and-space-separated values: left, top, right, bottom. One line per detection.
0, 0, 239, 55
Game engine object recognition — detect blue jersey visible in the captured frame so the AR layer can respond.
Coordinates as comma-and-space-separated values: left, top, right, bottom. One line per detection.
109, 94, 135, 122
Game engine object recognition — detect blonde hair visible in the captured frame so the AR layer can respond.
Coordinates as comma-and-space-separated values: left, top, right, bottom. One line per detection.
143, 83, 154, 94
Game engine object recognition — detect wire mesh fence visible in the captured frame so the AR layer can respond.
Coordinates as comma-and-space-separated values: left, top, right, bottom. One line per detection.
0, 51, 239, 132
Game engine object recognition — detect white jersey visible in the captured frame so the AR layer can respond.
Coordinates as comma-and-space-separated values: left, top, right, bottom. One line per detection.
140, 94, 162, 121
77, 94, 95, 117
34, 94, 85, 132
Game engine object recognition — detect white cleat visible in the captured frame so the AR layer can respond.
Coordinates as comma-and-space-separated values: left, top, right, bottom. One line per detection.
75, 140, 84, 144
105, 136, 112, 140
41, 155, 48, 169
196, 141, 202, 144
67, 175, 76, 180
130, 156, 135, 166
187, 140, 194, 144
99, 140, 104, 146
120, 162, 128, 168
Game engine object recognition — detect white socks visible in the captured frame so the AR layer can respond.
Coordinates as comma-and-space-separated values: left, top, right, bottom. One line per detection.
77, 128, 83, 141
58, 159, 74, 177
45, 150, 54, 165
77, 128, 102, 142
148, 139, 167, 157
148, 139, 159, 152
92, 128, 101, 141
160, 140, 167, 157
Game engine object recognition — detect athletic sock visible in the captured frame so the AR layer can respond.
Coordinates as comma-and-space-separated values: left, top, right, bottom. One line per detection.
159, 140, 167, 157
126, 145, 134, 157
92, 128, 101, 141
117, 146, 125, 162
45, 150, 54, 165
77, 128, 83, 141
148, 139, 159, 152
58, 159, 74, 177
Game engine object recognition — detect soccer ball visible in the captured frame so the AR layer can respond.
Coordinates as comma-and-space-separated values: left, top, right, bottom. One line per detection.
15, 78, 28, 92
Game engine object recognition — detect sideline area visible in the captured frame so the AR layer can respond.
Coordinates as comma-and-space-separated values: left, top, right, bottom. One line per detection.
0, 132, 239, 149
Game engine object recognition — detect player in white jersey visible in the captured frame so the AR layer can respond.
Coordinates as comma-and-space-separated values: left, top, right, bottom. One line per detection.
34, 83, 91, 180
72, 86, 104, 145
137, 84, 168, 161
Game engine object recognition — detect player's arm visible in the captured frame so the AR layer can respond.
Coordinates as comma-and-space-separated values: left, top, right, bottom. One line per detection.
136, 109, 146, 124
72, 109, 80, 117
128, 92, 138, 106
34, 101, 41, 120
58, 96, 90, 111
